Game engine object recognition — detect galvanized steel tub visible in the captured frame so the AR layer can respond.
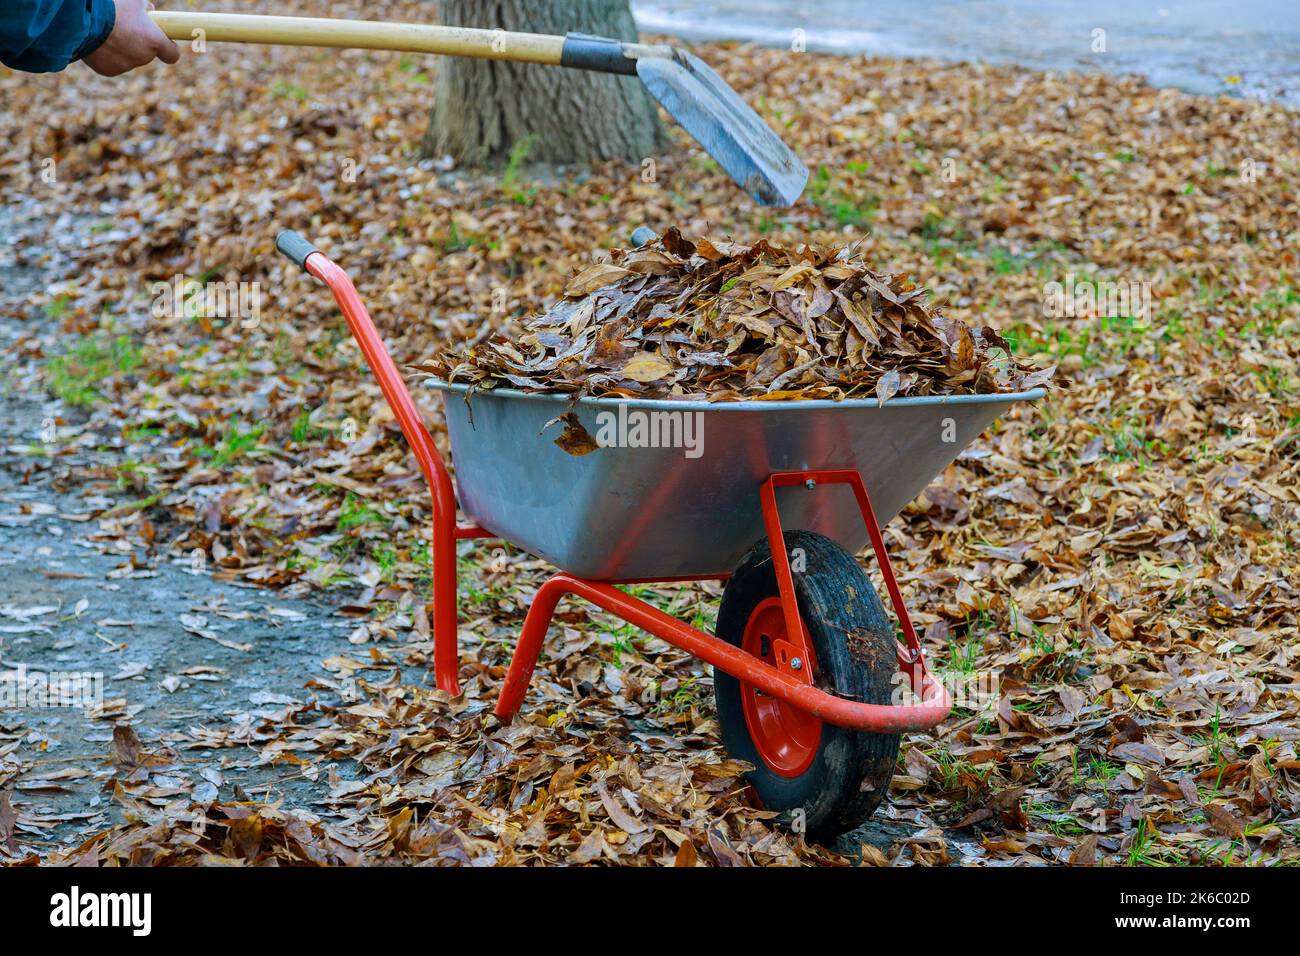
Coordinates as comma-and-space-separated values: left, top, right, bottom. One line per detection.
427, 381, 1045, 581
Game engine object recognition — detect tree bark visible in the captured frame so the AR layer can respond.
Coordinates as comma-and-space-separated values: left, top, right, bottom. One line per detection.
422, 0, 669, 167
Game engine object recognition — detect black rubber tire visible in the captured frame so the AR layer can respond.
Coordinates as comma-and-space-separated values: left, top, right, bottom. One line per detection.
715, 530, 901, 841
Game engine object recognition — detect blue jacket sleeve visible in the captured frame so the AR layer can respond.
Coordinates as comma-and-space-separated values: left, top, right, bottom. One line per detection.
0, 0, 116, 73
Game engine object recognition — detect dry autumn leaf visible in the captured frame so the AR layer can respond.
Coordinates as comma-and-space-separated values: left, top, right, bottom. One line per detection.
548, 412, 600, 456
565, 263, 636, 296
620, 353, 675, 382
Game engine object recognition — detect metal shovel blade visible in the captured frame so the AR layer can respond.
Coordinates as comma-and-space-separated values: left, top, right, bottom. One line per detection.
636, 49, 809, 207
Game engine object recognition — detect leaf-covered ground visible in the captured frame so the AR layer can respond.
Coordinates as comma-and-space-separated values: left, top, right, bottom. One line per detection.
1, 0, 1297, 865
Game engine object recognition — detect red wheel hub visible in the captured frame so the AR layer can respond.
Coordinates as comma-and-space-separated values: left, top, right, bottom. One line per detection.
739, 597, 821, 777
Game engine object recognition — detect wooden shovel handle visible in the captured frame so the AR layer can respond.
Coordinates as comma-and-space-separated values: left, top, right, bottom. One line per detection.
150, 11, 567, 64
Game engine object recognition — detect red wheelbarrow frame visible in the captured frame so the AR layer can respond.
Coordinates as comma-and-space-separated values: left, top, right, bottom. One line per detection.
282, 235, 951, 735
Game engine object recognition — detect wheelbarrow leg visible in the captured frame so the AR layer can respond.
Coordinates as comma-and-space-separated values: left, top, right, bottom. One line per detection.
495, 575, 567, 719
429, 491, 462, 696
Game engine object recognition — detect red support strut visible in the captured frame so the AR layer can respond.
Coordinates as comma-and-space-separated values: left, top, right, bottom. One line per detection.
760, 470, 929, 683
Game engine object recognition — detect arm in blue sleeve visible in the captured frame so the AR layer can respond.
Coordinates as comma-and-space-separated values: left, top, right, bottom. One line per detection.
0, 0, 116, 73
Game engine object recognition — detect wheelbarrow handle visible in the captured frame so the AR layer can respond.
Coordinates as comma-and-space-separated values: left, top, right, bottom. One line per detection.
271, 230, 464, 694
275, 230, 319, 272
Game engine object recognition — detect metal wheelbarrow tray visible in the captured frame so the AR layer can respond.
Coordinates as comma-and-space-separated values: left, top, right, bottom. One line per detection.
431, 382, 1043, 581
275, 230, 1045, 840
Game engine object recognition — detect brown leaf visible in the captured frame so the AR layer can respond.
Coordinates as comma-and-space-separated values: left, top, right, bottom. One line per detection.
706, 829, 746, 867
770, 262, 816, 290
1205, 804, 1245, 838
1069, 834, 1098, 865
597, 780, 646, 834
113, 724, 143, 767
569, 828, 607, 864
673, 838, 698, 867
620, 353, 674, 383
564, 263, 635, 297
548, 412, 600, 456
1110, 741, 1166, 768
660, 226, 696, 259
904, 746, 939, 782
876, 369, 901, 406
228, 813, 265, 859
858, 843, 892, 866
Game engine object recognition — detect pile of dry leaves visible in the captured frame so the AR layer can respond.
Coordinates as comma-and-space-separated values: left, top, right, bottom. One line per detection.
421, 227, 1053, 402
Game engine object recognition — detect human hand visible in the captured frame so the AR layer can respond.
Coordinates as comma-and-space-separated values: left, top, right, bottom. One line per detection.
83, 0, 180, 76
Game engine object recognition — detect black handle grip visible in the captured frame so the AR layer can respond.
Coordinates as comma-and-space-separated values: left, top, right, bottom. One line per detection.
275, 230, 319, 272
560, 32, 638, 75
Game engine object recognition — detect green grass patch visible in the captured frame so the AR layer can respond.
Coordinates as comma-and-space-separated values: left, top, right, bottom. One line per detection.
269, 80, 307, 102
808, 165, 879, 230
501, 134, 540, 206
336, 491, 392, 532
45, 333, 141, 406
201, 421, 268, 469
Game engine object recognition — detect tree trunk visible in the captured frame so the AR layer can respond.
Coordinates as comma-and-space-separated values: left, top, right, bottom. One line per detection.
422, 0, 669, 167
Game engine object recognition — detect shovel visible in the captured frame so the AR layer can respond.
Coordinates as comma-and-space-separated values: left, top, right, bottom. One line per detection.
150, 11, 808, 207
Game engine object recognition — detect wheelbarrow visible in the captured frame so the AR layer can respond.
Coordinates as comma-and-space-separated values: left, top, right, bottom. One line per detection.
275, 230, 1045, 839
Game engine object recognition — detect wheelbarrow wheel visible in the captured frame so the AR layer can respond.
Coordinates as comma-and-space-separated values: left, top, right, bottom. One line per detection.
714, 530, 900, 841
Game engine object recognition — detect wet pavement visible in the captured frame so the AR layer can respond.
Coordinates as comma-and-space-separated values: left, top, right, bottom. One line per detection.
0, 204, 356, 855
635, 0, 1300, 106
